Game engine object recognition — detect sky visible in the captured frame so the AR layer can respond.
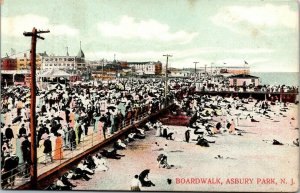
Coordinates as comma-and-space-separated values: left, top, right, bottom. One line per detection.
1, 0, 299, 72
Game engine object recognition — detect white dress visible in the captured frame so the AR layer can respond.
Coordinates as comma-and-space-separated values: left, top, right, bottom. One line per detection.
94, 156, 108, 171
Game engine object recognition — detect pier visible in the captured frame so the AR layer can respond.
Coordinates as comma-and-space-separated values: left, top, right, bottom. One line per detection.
194, 90, 298, 103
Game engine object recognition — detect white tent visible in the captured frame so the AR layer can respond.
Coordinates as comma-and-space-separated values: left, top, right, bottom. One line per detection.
39, 69, 70, 78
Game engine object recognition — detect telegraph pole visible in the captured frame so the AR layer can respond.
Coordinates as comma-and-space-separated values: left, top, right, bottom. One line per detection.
102, 58, 104, 81
163, 54, 172, 105
23, 28, 50, 189
193, 61, 199, 83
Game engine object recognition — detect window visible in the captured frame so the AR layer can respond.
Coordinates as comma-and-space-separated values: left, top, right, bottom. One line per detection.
64, 58, 67, 61
50, 64, 53, 66
233, 79, 237, 86
45, 64, 48, 66
251, 79, 256, 86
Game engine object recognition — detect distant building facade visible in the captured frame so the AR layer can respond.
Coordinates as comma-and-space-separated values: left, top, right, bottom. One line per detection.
127, 61, 162, 75
1, 57, 17, 70
41, 45, 85, 71
219, 66, 250, 75
169, 68, 191, 78
42, 56, 76, 71
228, 74, 259, 87
16, 52, 47, 70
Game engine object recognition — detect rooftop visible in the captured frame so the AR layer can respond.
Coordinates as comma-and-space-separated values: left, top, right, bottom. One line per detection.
228, 74, 259, 79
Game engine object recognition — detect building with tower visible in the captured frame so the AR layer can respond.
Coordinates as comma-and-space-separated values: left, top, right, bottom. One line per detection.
41, 42, 86, 72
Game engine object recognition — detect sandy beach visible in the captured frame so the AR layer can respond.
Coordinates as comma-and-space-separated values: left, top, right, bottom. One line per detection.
73, 102, 299, 192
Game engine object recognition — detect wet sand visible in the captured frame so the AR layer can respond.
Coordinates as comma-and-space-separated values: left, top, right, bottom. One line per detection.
71, 103, 299, 192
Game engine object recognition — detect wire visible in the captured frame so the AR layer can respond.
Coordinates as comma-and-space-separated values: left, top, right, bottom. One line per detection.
2, 49, 31, 58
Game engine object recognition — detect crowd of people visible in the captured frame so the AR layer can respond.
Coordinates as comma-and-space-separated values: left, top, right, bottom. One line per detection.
0, 78, 183, 188
1, 76, 298, 189
47, 121, 160, 190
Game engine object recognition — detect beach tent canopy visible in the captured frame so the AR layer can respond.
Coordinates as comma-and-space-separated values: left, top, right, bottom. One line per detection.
39, 69, 71, 78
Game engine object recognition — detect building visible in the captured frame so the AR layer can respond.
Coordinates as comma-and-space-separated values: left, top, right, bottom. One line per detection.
76, 43, 86, 70
127, 61, 162, 75
169, 68, 191, 78
1, 57, 17, 70
219, 66, 250, 75
228, 74, 259, 87
16, 52, 47, 70
42, 55, 76, 71
16, 53, 30, 70
41, 44, 85, 72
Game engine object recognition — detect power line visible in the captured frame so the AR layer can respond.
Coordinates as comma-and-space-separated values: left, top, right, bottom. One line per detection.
2, 49, 31, 58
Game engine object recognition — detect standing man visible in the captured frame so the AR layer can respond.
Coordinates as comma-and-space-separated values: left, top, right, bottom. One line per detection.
185, 129, 190, 143
43, 136, 53, 164
5, 125, 14, 142
69, 127, 76, 150
21, 136, 31, 177
18, 124, 27, 137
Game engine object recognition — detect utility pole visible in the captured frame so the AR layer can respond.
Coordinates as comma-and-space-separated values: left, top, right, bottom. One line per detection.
205, 64, 207, 75
23, 28, 49, 189
193, 61, 199, 83
163, 54, 172, 105
211, 62, 213, 75
102, 58, 104, 81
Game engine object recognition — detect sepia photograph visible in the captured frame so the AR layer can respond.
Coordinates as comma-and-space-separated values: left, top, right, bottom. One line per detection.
0, 0, 299, 192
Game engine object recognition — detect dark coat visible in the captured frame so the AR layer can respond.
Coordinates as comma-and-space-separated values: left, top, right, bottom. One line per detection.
43, 139, 52, 153
5, 127, 14, 140
19, 127, 27, 136
69, 129, 76, 142
185, 130, 190, 143
21, 139, 31, 163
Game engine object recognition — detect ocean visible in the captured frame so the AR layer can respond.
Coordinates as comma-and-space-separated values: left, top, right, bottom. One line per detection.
251, 72, 299, 86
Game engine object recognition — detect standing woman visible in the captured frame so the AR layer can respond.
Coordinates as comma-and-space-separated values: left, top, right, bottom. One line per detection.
69, 110, 75, 128
15, 134, 24, 165
37, 134, 45, 163
94, 113, 100, 133
54, 133, 63, 160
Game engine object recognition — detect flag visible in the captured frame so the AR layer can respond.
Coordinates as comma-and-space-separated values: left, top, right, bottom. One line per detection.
244, 60, 248, 65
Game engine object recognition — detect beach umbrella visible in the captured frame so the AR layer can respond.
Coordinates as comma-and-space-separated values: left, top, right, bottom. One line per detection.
12, 116, 23, 124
